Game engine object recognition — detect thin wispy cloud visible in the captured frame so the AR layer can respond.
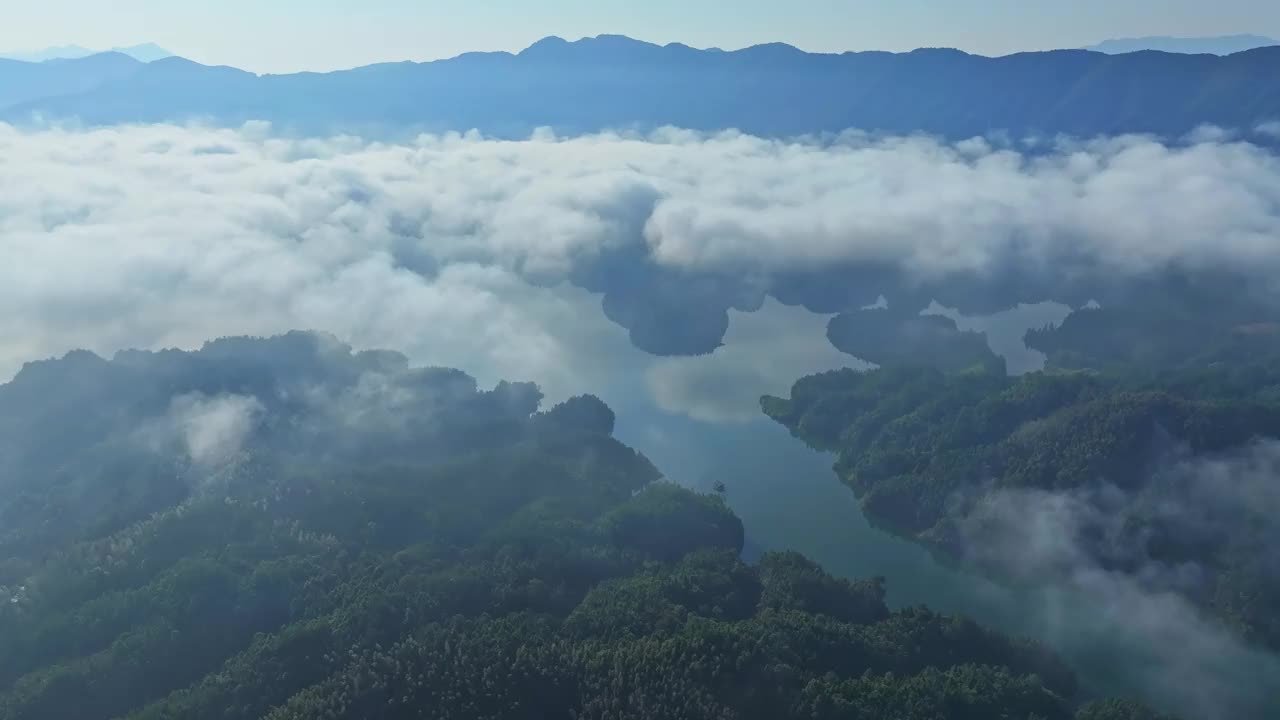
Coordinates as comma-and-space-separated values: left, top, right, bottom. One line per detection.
960, 442, 1280, 719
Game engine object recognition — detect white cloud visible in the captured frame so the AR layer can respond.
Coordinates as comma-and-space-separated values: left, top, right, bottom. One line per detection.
0, 122, 643, 398
958, 443, 1280, 719
1185, 124, 1236, 144
3, 122, 1280, 397
642, 132, 1280, 279
169, 392, 262, 466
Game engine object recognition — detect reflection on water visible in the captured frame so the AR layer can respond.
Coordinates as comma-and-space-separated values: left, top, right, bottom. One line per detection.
643, 299, 868, 423
924, 300, 1073, 374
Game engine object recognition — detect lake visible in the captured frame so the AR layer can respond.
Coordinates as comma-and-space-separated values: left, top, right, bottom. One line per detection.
585, 296, 1280, 720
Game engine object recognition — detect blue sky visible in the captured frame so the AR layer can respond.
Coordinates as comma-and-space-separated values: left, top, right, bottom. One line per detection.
5, 0, 1280, 73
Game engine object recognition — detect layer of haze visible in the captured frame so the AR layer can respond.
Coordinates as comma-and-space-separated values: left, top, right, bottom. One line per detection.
4, 0, 1280, 72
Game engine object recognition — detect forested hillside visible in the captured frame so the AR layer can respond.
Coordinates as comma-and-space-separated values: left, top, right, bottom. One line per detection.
764, 359, 1280, 658
0, 332, 1165, 719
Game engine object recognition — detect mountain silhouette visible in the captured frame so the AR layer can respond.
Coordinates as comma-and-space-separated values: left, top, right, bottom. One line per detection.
0, 52, 143, 109
4, 35, 1280, 140
1084, 34, 1278, 55
0, 42, 172, 63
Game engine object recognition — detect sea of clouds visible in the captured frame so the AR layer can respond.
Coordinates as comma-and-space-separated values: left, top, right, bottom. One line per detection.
6, 123, 1280, 385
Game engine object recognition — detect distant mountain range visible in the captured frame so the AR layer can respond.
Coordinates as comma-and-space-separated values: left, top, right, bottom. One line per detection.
0, 42, 172, 63
3, 34, 1280, 140
1084, 34, 1278, 55
0, 52, 143, 110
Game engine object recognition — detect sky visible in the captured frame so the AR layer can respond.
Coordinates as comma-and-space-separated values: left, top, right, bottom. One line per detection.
4, 0, 1280, 73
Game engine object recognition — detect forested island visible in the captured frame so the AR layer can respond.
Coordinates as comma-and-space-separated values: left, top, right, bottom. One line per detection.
0, 331, 1170, 719
826, 307, 1002, 374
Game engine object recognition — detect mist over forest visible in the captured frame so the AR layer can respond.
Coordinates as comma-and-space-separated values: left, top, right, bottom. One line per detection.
3, 30, 1280, 720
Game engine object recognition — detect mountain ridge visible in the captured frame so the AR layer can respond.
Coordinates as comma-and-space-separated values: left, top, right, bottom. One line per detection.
4, 34, 1280, 141
1084, 34, 1279, 55
0, 42, 172, 63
